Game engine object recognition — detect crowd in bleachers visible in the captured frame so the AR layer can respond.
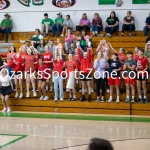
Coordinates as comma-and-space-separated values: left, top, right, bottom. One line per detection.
0, 11, 150, 113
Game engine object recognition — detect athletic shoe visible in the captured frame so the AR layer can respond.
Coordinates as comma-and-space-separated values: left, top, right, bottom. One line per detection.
88, 96, 91, 102
26, 92, 30, 98
43, 96, 49, 101
2, 107, 6, 113
129, 33, 132, 36
108, 33, 112, 37
68, 98, 72, 101
19, 93, 23, 99
66, 88, 69, 92
91, 88, 94, 93
116, 99, 120, 103
80, 95, 85, 102
100, 99, 105, 103
107, 99, 112, 103
125, 99, 130, 103
131, 99, 135, 103
96, 98, 100, 102
33, 91, 37, 97
39, 95, 44, 100
60, 98, 63, 101
7, 107, 11, 113
71, 98, 76, 101
60, 34, 64, 37
138, 98, 143, 103
121, 33, 124, 36
79, 89, 82, 92
143, 98, 148, 104
106, 89, 110, 93
15, 92, 18, 98
54, 98, 58, 101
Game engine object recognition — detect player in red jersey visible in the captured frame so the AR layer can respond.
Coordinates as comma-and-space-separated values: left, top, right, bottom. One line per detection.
78, 42, 92, 102
0, 53, 24, 99
23, 48, 37, 98
37, 58, 49, 101
136, 47, 149, 104
64, 54, 77, 100
42, 45, 53, 91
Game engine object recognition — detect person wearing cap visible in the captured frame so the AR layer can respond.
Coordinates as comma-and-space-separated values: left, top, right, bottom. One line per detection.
0, 13, 12, 42
52, 13, 64, 37
107, 53, 122, 103
136, 47, 149, 104
143, 13, 150, 36
61, 15, 73, 37
123, 51, 136, 103
41, 13, 54, 37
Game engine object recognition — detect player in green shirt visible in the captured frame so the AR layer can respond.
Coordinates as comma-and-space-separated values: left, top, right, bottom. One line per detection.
41, 13, 54, 37
52, 13, 64, 37
0, 13, 13, 42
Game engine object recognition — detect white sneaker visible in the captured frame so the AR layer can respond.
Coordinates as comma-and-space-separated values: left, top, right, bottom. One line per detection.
106, 89, 110, 93
43, 96, 49, 101
15, 92, 18, 98
7, 107, 11, 113
61, 34, 64, 37
107, 99, 112, 103
26, 92, 30, 98
79, 89, 82, 92
116, 99, 120, 103
36, 89, 39, 92
2, 107, 6, 113
66, 88, 69, 92
54, 98, 58, 101
91, 88, 94, 93
60, 98, 63, 101
39, 95, 44, 100
33, 91, 37, 97
19, 93, 23, 99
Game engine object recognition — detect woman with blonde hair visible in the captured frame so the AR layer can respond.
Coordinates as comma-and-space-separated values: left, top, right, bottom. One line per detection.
76, 13, 90, 32
0, 68, 13, 113
92, 13, 103, 36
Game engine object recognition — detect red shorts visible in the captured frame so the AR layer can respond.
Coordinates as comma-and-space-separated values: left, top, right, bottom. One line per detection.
108, 77, 121, 86
124, 77, 136, 85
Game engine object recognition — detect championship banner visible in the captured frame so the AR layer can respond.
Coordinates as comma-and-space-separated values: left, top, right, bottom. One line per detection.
132, 0, 150, 4
0, 0, 10, 10
18, 0, 44, 7
99, 0, 115, 5
52, 0, 76, 8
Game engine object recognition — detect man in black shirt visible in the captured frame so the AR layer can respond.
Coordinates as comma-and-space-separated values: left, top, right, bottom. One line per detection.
144, 13, 150, 36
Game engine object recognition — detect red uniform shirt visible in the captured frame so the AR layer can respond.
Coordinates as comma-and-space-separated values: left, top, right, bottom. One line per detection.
37, 64, 49, 79
24, 55, 36, 72
42, 52, 53, 68
53, 60, 64, 75
20, 51, 27, 71
136, 56, 149, 77
73, 55, 80, 70
7, 57, 23, 72
118, 53, 127, 64
78, 48, 92, 74
64, 60, 77, 78
34, 53, 40, 69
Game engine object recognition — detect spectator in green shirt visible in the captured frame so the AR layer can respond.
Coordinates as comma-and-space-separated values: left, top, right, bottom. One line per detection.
52, 12, 64, 37
41, 13, 54, 37
0, 13, 13, 42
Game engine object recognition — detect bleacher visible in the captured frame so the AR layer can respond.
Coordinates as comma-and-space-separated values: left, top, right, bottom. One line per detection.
0, 31, 150, 116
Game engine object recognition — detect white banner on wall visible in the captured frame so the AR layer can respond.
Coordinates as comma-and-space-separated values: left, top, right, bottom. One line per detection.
0, 0, 149, 31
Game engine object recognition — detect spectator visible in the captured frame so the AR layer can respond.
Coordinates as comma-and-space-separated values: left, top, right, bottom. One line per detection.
41, 13, 54, 37
31, 29, 43, 49
76, 13, 90, 32
0, 13, 13, 42
61, 15, 73, 37
88, 138, 113, 150
37, 39, 45, 55
105, 11, 119, 37
68, 43, 75, 55
65, 29, 75, 53
144, 41, 150, 73
92, 13, 103, 36
121, 11, 135, 36
52, 13, 64, 37
144, 13, 150, 36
